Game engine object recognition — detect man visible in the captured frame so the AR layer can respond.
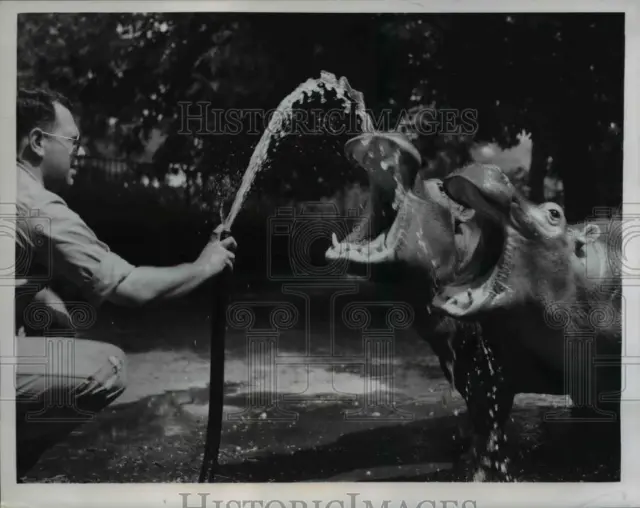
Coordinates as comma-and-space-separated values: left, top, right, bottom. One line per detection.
13, 88, 237, 477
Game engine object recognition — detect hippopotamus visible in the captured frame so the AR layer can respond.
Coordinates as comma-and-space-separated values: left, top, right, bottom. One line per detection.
326, 132, 621, 480
433, 163, 621, 399
430, 163, 622, 472
325, 134, 520, 480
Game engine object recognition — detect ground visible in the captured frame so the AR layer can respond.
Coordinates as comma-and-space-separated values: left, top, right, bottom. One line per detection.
20, 279, 619, 483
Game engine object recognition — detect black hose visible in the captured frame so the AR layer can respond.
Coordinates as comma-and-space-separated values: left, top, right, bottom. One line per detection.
199, 230, 232, 483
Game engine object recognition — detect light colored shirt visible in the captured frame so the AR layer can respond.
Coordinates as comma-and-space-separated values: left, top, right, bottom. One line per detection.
15, 161, 136, 331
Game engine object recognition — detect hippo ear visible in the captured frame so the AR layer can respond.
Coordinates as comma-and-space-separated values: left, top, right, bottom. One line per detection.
583, 223, 602, 243
574, 223, 601, 258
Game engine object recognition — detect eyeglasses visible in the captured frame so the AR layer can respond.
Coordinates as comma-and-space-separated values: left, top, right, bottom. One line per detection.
41, 131, 81, 156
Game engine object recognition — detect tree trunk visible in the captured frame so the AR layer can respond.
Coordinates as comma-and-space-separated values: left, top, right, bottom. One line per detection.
527, 115, 555, 205
527, 136, 548, 204
554, 143, 598, 223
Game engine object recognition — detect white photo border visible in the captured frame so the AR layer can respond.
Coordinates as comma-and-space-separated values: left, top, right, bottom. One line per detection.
1, 1, 639, 507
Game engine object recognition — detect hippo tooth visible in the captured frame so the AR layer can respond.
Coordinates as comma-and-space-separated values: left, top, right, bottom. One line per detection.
332, 233, 340, 249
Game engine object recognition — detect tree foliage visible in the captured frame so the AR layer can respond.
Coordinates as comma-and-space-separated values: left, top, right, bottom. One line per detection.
18, 13, 624, 222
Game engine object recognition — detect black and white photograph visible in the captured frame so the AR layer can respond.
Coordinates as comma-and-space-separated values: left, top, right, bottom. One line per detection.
1, 2, 639, 505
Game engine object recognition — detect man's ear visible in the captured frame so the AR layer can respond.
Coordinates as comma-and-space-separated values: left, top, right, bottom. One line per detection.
28, 128, 46, 157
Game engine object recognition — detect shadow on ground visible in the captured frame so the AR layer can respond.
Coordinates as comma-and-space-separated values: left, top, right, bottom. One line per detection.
21, 383, 620, 483
18, 280, 621, 483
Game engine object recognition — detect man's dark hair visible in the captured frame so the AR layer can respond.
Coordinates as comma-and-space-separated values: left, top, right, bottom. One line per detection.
16, 88, 73, 150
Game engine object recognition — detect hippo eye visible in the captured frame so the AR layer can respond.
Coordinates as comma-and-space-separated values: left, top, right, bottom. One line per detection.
547, 206, 563, 224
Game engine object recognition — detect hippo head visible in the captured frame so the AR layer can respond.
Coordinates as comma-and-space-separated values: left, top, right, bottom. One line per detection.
325, 134, 504, 293
432, 163, 608, 318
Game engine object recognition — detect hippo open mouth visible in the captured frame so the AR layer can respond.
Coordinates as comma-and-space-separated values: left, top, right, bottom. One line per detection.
326, 137, 509, 292
325, 171, 414, 265
325, 132, 425, 265
432, 164, 519, 317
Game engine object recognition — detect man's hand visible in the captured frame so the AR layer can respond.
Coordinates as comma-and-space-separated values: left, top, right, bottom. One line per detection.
194, 225, 238, 277
109, 225, 239, 307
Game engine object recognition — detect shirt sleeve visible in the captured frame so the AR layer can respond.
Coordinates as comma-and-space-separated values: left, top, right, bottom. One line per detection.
27, 194, 136, 306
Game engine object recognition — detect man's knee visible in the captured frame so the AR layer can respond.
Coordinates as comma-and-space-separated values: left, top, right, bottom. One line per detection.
76, 340, 127, 401
15, 340, 127, 447
17, 337, 127, 401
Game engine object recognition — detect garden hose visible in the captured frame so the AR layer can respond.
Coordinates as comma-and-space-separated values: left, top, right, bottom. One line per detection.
199, 229, 232, 483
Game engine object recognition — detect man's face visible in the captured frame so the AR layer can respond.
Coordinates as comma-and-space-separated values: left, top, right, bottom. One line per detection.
40, 102, 81, 188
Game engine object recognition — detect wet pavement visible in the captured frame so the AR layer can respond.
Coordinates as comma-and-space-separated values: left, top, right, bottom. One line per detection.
20, 279, 620, 483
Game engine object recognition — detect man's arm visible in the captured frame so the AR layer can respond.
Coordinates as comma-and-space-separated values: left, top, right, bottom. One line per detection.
108, 264, 206, 307
108, 234, 237, 307
28, 194, 236, 308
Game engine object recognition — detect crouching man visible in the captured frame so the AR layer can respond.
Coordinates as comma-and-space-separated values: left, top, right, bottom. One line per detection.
13, 88, 237, 478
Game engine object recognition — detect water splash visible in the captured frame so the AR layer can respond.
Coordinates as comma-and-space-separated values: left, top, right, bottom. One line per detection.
472, 335, 512, 482
222, 71, 374, 229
